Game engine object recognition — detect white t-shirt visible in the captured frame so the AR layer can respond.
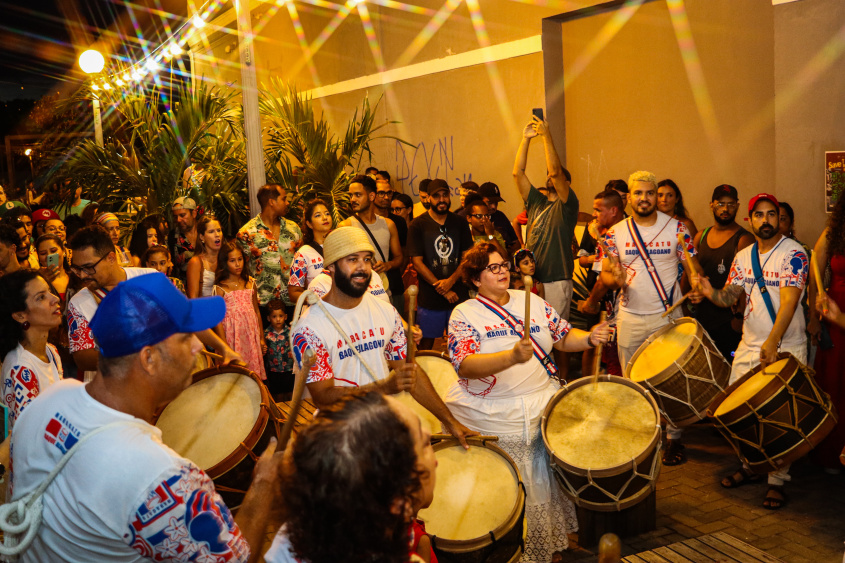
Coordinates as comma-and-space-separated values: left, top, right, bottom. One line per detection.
291, 293, 406, 386
307, 271, 390, 303
1, 343, 62, 431
604, 212, 694, 315
9, 380, 249, 563
288, 245, 324, 289
446, 290, 570, 399
728, 235, 808, 351
67, 267, 157, 354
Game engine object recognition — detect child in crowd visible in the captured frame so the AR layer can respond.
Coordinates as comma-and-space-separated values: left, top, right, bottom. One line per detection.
142, 245, 185, 294
263, 299, 294, 401
513, 248, 544, 299
510, 271, 525, 292
212, 241, 266, 379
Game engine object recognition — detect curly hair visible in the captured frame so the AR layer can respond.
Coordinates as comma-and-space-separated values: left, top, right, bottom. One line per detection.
657, 179, 689, 219
0, 270, 42, 358
302, 199, 331, 248
281, 390, 421, 563
461, 242, 502, 287
827, 194, 845, 257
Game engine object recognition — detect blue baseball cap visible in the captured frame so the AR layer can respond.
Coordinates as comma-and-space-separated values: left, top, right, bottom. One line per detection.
91, 272, 225, 358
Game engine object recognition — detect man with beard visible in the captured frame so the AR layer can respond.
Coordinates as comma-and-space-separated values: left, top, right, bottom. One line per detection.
692, 185, 753, 362
0, 223, 21, 276
407, 179, 474, 350
291, 227, 474, 446
600, 171, 700, 466
694, 194, 808, 509
67, 226, 242, 377
168, 196, 198, 282
339, 176, 404, 306
412, 178, 432, 218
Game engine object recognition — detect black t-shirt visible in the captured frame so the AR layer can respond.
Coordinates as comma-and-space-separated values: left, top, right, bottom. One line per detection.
407, 212, 473, 310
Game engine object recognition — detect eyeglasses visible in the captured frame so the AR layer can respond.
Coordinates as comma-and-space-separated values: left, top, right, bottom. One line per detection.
714, 202, 738, 209
376, 191, 394, 198
391, 206, 407, 212
70, 253, 108, 276
470, 214, 492, 220
484, 261, 511, 274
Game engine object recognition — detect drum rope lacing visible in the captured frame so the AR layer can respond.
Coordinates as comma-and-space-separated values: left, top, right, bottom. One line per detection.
0, 421, 148, 559
712, 362, 836, 470
551, 442, 662, 511
290, 289, 378, 385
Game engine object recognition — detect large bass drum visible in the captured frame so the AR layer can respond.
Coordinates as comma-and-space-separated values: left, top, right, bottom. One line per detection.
418, 436, 525, 563
155, 365, 281, 508
542, 375, 662, 511
392, 350, 458, 434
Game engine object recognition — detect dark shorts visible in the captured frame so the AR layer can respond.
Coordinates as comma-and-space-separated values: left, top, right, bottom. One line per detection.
417, 307, 451, 339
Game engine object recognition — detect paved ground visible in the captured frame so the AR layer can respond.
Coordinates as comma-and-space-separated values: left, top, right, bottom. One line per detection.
561, 422, 845, 562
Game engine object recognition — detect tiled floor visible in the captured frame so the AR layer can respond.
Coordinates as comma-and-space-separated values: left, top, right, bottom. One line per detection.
562, 423, 845, 563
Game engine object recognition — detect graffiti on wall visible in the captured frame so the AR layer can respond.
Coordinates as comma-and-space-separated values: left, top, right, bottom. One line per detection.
394, 136, 472, 196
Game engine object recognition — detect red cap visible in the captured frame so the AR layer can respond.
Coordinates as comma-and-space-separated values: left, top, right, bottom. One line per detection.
32, 208, 60, 223
748, 193, 779, 215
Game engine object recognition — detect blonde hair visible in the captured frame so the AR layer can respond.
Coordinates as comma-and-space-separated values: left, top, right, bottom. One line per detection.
628, 170, 658, 189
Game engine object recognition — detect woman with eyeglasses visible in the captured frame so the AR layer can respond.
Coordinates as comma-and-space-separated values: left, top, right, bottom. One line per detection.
0, 270, 64, 433
390, 193, 414, 227
444, 243, 610, 561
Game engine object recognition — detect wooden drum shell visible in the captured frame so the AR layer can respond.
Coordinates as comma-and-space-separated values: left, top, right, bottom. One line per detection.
708, 353, 838, 474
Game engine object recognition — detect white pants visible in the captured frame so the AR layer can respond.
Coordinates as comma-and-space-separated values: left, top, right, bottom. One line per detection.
730, 338, 807, 485
617, 309, 684, 440
544, 279, 573, 321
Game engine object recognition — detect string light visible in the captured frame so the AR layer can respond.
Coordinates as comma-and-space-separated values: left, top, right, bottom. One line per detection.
192, 14, 206, 29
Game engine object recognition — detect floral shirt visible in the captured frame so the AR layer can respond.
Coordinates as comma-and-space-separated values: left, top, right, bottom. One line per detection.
170, 230, 195, 280
265, 326, 293, 373
237, 215, 302, 306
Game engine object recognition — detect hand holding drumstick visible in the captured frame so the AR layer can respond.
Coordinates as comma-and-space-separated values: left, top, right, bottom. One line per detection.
590, 222, 626, 288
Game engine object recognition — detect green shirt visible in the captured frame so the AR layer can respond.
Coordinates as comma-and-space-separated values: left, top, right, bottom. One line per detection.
526, 185, 579, 282
237, 214, 302, 306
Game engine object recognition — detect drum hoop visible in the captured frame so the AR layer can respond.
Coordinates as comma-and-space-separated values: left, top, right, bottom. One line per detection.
707, 352, 805, 423
541, 375, 662, 479
415, 349, 451, 362
177, 364, 273, 478
426, 436, 526, 551
626, 317, 705, 386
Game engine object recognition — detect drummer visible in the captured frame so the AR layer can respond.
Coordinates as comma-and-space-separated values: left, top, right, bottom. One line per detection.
599, 171, 700, 467
290, 226, 474, 448
694, 193, 809, 510
265, 390, 438, 563
445, 242, 610, 561
6, 272, 280, 561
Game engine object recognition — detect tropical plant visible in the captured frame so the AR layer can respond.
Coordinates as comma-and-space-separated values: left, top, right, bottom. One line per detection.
46, 82, 249, 240
260, 79, 412, 224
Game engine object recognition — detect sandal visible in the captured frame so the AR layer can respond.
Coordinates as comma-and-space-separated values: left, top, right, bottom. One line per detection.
721, 467, 763, 489
763, 485, 787, 510
662, 440, 687, 466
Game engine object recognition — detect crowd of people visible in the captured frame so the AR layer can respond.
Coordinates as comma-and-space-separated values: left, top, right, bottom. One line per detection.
0, 113, 842, 562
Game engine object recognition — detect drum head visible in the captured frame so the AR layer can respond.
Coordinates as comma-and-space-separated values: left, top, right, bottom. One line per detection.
714, 358, 790, 417
629, 321, 697, 383
393, 352, 457, 434
419, 444, 519, 541
157, 371, 263, 470
545, 381, 656, 470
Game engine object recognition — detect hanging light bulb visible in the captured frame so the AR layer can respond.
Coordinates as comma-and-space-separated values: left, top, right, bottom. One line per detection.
91, 84, 100, 91
169, 43, 183, 57
102, 82, 111, 90
192, 14, 206, 28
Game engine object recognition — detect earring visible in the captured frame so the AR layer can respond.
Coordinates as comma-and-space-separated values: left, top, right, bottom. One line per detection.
21, 321, 30, 331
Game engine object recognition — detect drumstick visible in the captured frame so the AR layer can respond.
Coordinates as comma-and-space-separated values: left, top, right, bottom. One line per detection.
277, 348, 316, 453
406, 285, 419, 363
661, 290, 692, 318
592, 311, 607, 391
597, 533, 621, 563
523, 275, 533, 341
812, 253, 829, 316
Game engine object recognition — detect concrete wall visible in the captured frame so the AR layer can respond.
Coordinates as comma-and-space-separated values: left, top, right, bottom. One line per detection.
774, 0, 845, 249
559, 0, 776, 230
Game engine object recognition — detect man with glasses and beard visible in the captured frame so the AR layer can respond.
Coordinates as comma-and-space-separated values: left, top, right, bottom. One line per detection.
600, 170, 700, 467
692, 185, 754, 363
291, 227, 474, 446
693, 194, 809, 510
407, 179, 474, 350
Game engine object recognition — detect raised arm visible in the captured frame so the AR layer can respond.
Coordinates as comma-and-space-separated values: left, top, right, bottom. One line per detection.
513, 122, 536, 201
535, 118, 570, 202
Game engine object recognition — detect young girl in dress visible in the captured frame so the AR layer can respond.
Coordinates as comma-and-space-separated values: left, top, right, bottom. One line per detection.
186, 215, 223, 298
213, 241, 266, 379
513, 248, 544, 299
